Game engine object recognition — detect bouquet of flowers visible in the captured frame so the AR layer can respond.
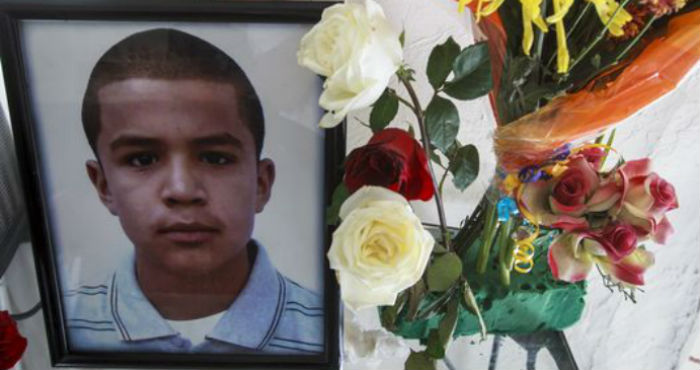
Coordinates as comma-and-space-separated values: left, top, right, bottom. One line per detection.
298, 0, 699, 368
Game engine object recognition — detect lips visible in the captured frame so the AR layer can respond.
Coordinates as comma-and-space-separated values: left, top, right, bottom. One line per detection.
158, 222, 219, 245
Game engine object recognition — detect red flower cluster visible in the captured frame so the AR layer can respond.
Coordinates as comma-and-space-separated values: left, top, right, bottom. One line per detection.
344, 128, 434, 201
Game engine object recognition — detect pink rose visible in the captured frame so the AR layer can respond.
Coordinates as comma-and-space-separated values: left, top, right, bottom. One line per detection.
614, 159, 678, 244
595, 223, 638, 262
518, 154, 621, 231
579, 147, 606, 169
550, 168, 589, 214
548, 231, 654, 286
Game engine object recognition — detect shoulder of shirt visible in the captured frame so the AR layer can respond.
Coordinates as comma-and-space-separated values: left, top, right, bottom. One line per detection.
63, 274, 119, 341
265, 274, 325, 354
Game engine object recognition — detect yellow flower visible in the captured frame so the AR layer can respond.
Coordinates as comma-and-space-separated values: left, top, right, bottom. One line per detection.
519, 0, 549, 56
587, 0, 633, 37
548, 0, 572, 73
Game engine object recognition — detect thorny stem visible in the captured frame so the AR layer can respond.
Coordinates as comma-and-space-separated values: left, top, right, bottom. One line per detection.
387, 88, 417, 112
397, 72, 451, 248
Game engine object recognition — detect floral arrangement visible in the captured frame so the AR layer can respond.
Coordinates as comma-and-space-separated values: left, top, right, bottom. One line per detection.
298, 0, 699, 368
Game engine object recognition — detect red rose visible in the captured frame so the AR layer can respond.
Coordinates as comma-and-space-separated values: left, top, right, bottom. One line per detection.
597, 223, 638, 262
0, 311, 27, 370
344, 128, 434, 201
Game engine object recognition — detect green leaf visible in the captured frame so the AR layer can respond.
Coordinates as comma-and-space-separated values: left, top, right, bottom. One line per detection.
425, 330, 445, 359
443, 42, 493, 100
381, 290, 408, 331
325, 183, 349, 225
427, 37, 460, 90
424, 95, 460, 153
406, 280, 426, 320
399, 30, 406, 48
407, 124, 416, 138
446, 139, 462, 159
448, 144, 479, 191
369, 89, 399, 133
461, 281, 487, 339
427, 252, 463, 292
438, 299, 459, 347
432, 242, 448, 254
380, 306, 398, 332
405, 350, 436, 370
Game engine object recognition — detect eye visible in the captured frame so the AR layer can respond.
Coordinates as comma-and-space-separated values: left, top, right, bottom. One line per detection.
200, 152, 234, 165
127, 153, 158, 167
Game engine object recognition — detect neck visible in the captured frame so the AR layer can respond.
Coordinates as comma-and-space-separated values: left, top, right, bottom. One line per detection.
135, 247, 251, 320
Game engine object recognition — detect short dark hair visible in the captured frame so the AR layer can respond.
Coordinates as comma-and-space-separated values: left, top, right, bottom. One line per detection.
81, 28, 265, 159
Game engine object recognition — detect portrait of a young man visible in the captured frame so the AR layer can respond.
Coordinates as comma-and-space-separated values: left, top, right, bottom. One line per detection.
24, 27, 326, 354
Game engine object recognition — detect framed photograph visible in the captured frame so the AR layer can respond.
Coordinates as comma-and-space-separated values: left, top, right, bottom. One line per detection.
0, 1, 343, 368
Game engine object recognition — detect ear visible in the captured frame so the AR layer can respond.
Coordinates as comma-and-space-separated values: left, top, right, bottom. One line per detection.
255, 158, 275, 213
86, 160, 118, 216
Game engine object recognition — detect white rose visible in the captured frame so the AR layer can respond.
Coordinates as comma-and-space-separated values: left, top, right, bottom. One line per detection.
297, 0, 403, 128
328, 186, 434, 311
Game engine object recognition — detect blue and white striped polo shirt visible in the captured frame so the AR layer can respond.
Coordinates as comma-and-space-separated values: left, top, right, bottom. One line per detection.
63, 243, 324, 354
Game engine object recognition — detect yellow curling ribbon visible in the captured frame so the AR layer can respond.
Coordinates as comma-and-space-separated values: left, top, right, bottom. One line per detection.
512, 223, 539, 274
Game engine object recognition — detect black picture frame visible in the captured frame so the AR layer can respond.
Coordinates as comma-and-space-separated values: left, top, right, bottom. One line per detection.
0, 1, 343, 368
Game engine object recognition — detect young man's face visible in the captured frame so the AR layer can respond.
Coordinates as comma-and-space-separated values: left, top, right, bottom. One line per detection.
86, 78, 274, 278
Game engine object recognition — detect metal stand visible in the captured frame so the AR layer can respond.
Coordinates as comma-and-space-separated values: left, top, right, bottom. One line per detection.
489, 331, 579, 370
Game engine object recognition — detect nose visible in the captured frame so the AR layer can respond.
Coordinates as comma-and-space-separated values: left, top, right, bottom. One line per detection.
160, 158, 207, 207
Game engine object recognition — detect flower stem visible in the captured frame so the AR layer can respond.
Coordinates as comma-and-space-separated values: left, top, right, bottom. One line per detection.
569, 0, 632, 72
438, 166, 450, 198
398, 73, 451, 248
614, 15, 657, 63
388, 88, 417, 112
476, 200, 499, 274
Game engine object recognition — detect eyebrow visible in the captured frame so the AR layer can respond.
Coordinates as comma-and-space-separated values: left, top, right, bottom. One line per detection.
191, 133, 243, 149
109, 135, 163, 152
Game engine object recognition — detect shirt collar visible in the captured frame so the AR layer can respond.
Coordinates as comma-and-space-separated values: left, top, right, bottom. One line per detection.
110, 241, 284, 348
207, 242, 284, 349
111, 254, 177, 341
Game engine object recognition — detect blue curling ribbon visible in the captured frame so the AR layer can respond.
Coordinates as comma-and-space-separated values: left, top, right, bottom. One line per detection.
518, 166, 543, 183
497, 197, 518, 221
552, 144, 571, 161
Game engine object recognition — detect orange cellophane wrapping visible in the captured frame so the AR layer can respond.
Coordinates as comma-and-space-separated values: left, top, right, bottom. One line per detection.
472, 8, 700, 172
